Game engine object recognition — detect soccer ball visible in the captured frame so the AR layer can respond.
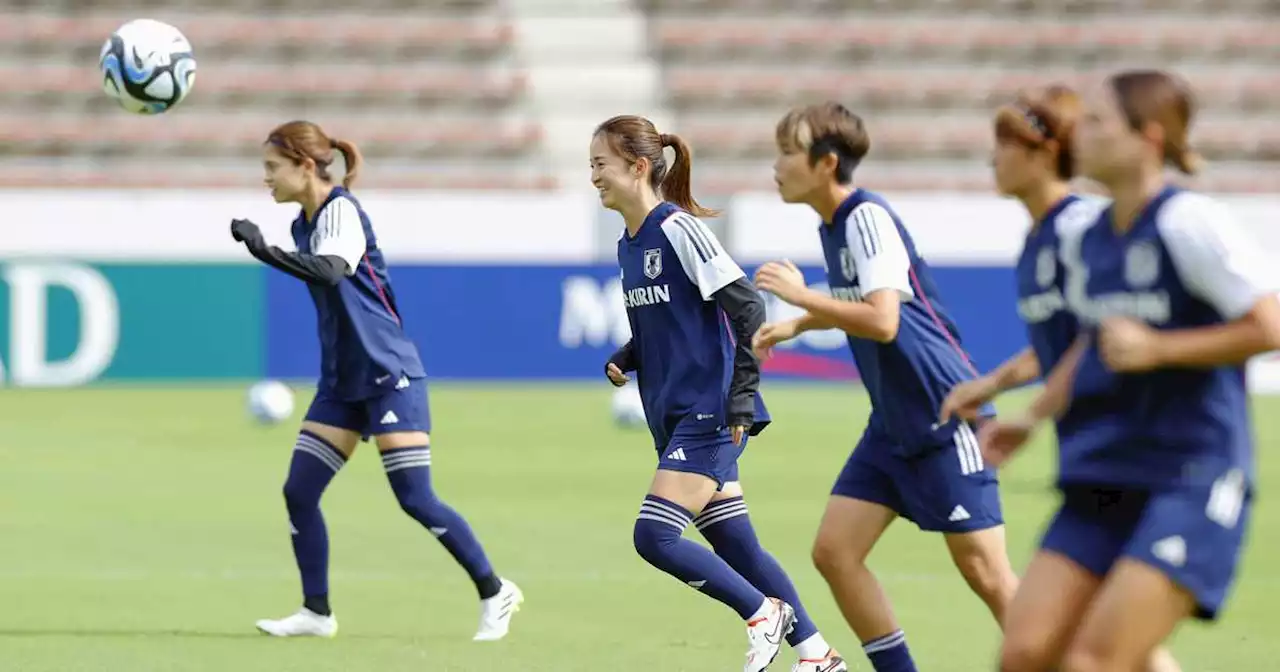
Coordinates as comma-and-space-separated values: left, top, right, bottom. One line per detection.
611, 386, 647, 429
99, 19, 197, 114
248, 380, 295, 425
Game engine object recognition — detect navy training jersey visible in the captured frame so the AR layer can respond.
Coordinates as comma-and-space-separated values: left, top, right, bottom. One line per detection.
291, 186, 425, 400
618, 202, 768, 449
1016, 194, 1105, 374
818, 189, 988, 455
1061, 186, 1274, 489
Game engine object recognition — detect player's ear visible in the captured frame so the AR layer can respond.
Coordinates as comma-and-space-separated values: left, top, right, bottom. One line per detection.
631, 156, 650, 181
816, 151, 839, 179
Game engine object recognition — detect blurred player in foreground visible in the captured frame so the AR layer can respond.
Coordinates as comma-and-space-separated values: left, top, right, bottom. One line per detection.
753, 102, 1017, 672
594, 115, 846, 672
230, 120, 521, 641
980, 70, 1280, 671
941, 86, 1181, 671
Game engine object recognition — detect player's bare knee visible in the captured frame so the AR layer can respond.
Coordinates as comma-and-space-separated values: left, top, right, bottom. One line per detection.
998, 635, 1057, 672
811, 533, 862, 578
1060, 647, 1109, 672
953, 547, 1011, 599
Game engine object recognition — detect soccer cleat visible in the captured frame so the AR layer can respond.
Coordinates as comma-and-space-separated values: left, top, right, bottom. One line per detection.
791, 649, 848, 672
472, 578, 523, 641
255, 607, 337, 638
744, 598, 796, 672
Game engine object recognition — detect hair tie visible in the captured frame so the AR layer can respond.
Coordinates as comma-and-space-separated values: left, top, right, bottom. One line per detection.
1017, 104, 1050, 139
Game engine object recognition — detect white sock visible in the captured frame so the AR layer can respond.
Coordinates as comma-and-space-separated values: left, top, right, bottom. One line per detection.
794, 632, 831, 660
748, 598, 773, 622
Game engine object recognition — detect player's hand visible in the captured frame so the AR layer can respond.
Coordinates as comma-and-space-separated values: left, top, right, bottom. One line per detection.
1098, 317, 1161, 372
752, 320, 798, 361
730, 425, 748, 446
939, 375, 1000, 423
605, 362, 630, 387
977, 416, 1036, 468
230, 218, 263, 245
754, 260, 806, 304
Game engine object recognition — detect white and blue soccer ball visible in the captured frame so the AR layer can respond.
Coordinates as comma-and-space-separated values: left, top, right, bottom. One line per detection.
611, 386, 647, 429
248, 380, 295, 425
100, 19, 196, 115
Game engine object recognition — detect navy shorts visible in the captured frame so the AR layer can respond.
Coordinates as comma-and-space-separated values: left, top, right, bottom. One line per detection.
1040, 472, 1251, 620
304, 376, 432, 440
656, 428, 746, 490
831, 421, 1003, 533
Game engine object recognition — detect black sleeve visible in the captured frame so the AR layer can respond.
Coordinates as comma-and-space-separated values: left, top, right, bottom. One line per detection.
607, 340, 637, 374
243, 237, 348, 286
713, 277, 767, 428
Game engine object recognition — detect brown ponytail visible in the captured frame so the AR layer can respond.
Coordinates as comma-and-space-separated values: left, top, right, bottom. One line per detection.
265, 120, 366, 188
657, 132, 718, 218
330, 138, 362, 189
593, 115, 720, 218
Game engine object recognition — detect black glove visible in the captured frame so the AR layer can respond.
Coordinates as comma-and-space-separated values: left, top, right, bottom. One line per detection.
231, 218, 263, 246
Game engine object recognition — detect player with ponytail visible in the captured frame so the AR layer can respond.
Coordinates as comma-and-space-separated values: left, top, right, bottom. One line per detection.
592, 115, 846, 672
983, 70, 1278, 671
939, 85, 1182, 672
231, 120, 523, 642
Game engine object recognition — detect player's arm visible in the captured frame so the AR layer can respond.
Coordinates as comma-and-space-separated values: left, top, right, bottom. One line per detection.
989, 347, 1042, 390
607, 340, 637, 373
1026, 336, 1087, 422
714, 277, 767, 428
759, 203, 912, 343
660, 213, 760, 426
1109, 196, 1280, 370
230, 198, 366, 287
940, 346, 1040, 422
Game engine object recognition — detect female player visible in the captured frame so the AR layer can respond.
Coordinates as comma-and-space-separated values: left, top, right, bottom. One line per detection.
230, 120, 522, 641
981, 70, 1280, 672
753, 102, 1018, 672
939, 86, 1181, 672
594, 115, 845, 672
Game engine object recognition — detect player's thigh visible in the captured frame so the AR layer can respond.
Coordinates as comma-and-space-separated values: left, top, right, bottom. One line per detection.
653, 429, 744, 512
1000, 550, 1102, 670
649, 469, 721, 514
300, 393, 364, 457
1064, 559, 1194, 671
812, 495, 897, 568
299, 421, 361, 457
943, 524, 1014, 588
710, 480, 744, 502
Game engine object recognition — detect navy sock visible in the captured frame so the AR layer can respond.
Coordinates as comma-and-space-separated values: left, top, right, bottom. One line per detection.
633, 494, 766, 619
285, 431, 347, 614
864, 630, 918, 672
382, 446, 500, 599
695, 496, 818, 646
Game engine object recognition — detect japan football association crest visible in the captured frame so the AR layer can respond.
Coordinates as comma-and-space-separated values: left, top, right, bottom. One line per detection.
643, 248, 663, 279
1125, 241, 1160, 288
839, 247, 856, 281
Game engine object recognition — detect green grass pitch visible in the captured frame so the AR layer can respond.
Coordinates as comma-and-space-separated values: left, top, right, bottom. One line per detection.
0, 384, 1275, 671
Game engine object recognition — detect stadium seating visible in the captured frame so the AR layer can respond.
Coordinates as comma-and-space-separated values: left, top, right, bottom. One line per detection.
641, 2, 1280, 193
0, 3, 550, 189
1, 1, 1277, 191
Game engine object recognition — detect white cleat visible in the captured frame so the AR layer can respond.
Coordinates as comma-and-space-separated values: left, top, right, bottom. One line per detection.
792, 649, 849, 672
745, 598, 796, 672
255, 607, 338, 638
472, 578, 523, 642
